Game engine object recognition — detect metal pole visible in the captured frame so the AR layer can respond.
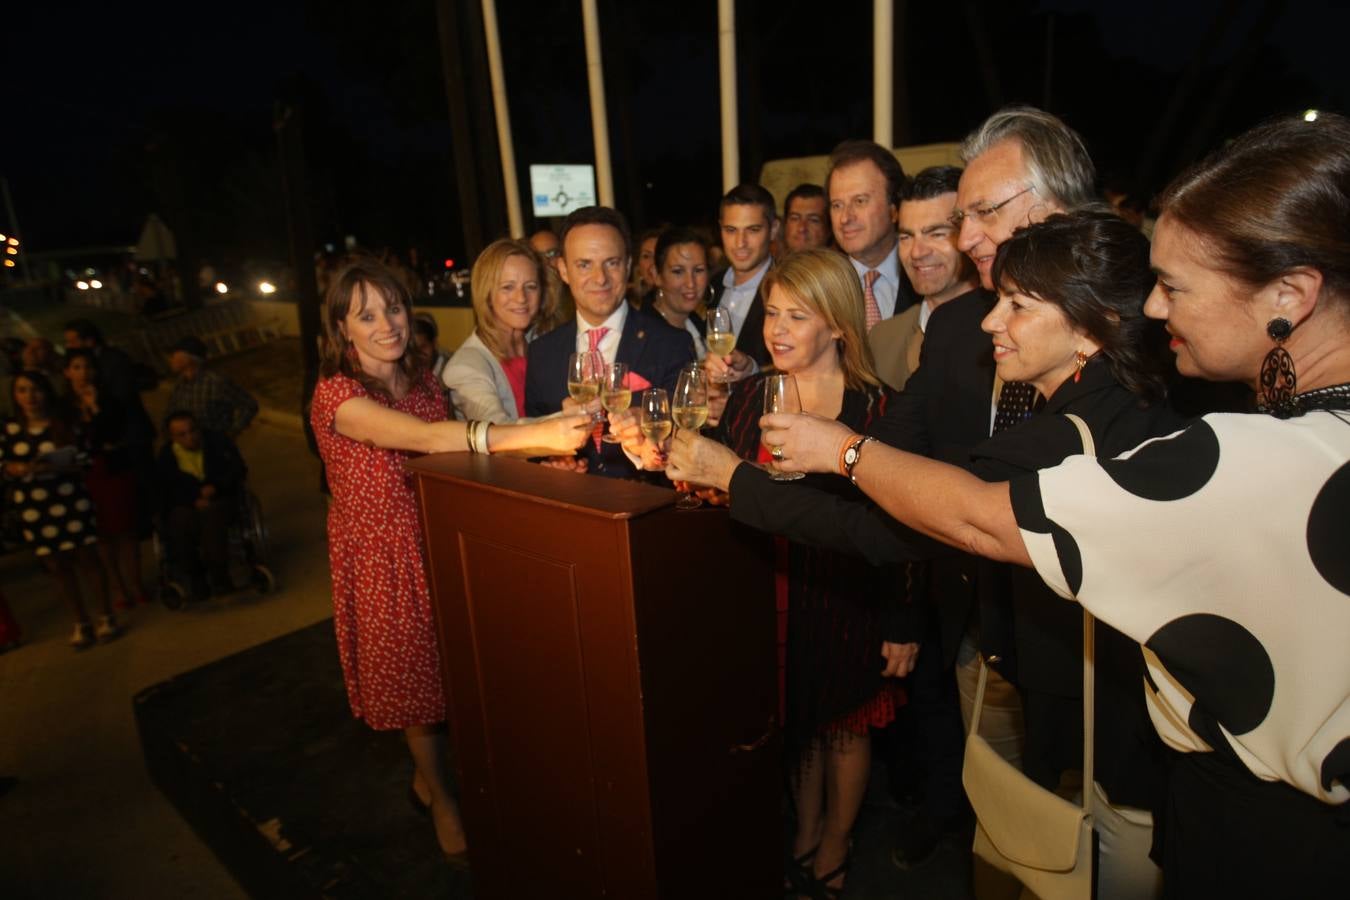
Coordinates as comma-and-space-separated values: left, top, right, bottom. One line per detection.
436, 0, 486, 258
482, 0, 523, 237
873, 0, 893, 148
717, 0, 739, 191
581, 0, 615, 208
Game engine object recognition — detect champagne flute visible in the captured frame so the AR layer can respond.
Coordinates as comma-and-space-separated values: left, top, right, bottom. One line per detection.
671, 364, 709, 509
599, 362, 631, 443
672, 364, 709, 432
567, 351, 604, 422
762, 373, 805, 482
639, 388, 673, 469
706, 307, 737, 383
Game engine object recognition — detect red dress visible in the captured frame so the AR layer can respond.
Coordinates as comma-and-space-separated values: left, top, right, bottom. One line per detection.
310, 371, 447, 730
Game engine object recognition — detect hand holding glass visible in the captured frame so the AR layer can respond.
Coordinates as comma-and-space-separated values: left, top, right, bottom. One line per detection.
671, 365, 709, 509
762, 374, 805, 481
639, 389, 673, 469
706, 308, 736, 383
567, 351, 604, 421
600, 362, 631, 443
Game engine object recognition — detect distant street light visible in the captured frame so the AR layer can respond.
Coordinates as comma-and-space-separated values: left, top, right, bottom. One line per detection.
90, 279, 103, 289
1305, 109, 1320, 122
215, 282, 229, 295
5, 237, 16, 246
76, 281, 89, 290
258, 281, 277, 295
4, 247, 15, 255
3, 259, 13, 268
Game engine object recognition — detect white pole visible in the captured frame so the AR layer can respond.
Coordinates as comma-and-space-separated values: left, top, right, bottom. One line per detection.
718, 0, 739, 191
581, 0, 615, 208
874, 0, 893, 149
482, 0, 523, 237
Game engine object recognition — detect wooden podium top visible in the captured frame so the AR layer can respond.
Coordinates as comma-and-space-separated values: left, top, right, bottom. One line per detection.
405, 453, 676, 520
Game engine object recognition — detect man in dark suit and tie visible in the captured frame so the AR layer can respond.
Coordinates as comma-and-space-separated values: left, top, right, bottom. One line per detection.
525, 206, 695, 478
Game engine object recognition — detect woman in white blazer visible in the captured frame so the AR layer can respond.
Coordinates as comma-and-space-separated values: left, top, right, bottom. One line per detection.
441, 239, 567, 422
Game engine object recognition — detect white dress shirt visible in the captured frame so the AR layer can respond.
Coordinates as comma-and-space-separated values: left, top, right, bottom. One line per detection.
719, 257, 771, 335
848, 247, 901, 320
574, 302, 628, 364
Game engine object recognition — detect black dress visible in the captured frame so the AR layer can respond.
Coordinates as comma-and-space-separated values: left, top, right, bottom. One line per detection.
716, 373, 906, 758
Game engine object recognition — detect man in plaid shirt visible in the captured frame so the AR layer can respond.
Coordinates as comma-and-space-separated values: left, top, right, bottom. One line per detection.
165, 337, 258, 437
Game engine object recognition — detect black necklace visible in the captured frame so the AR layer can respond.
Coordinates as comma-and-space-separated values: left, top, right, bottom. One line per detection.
1265, 381, 1350, 417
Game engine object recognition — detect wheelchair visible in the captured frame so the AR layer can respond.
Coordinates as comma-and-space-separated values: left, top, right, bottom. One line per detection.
151, 488, 276, 609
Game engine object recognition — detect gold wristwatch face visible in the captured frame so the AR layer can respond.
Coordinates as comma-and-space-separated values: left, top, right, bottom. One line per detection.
845, 444, 862, 466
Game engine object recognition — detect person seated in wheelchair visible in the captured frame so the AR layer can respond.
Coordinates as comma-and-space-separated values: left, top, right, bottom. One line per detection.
155, 410, 247, 598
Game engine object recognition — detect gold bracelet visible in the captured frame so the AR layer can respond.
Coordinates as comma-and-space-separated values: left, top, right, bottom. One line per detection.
481, 422, 492, 455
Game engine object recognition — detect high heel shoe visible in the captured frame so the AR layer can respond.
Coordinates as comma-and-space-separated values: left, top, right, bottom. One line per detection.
784, 844, 817, 896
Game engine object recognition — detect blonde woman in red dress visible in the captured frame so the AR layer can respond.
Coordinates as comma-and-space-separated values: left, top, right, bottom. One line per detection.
311, 259, 588, 862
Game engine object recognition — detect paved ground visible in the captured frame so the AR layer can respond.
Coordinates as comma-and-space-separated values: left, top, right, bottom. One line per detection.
1, 360, 328, 899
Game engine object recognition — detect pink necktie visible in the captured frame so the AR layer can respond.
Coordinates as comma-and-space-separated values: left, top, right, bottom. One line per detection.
587, 327, 610, 449
863, 269, 882, 332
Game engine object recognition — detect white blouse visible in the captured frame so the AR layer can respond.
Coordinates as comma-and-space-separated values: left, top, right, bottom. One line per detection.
1011, 410, 1350, 805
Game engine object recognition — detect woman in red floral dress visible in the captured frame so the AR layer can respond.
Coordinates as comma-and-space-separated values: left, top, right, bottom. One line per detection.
311, 259, 588, 861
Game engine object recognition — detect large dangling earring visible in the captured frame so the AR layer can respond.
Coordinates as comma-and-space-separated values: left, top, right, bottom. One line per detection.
1072, 350, 1088, 383
1259, 317, 1296, 416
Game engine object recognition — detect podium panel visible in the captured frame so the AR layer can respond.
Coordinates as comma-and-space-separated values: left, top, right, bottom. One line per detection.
408, 454, 779, 899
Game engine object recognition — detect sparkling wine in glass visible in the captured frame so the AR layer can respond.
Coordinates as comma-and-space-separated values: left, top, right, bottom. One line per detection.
639, 388, 673, 457
762, 373, 805, 482
567, 351, 603, 421
671, 365, 709, 509
706, 307, 737, 383
600, 362, 631, 443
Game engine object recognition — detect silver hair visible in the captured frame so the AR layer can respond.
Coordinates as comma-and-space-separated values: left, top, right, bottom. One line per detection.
960, 105, 1097, 211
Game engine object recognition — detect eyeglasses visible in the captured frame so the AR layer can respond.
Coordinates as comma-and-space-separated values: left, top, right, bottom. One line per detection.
948, 186, 1034, 229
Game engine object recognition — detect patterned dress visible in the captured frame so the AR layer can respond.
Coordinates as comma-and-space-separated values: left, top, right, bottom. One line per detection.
310, 371, 447, 730
717, 374, 906, 757
0, 420, 98, 557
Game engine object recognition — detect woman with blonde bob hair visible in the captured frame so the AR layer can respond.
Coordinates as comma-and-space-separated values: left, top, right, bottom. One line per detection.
309, 257, 587, 864
624, 248, 903, 896
441, 238, 567, 422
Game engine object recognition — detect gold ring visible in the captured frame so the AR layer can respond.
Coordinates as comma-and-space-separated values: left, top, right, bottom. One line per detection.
771, 445, 784, 461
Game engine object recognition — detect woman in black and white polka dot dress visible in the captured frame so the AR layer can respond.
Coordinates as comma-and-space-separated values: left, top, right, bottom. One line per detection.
755, 114, 1350, 896
1, 371, 117, 648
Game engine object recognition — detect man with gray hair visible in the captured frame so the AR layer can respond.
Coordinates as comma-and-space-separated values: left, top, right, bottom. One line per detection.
953, 104, 1097, 290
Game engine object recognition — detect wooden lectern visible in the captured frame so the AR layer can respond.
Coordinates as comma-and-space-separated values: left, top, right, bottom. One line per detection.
407, 454, 780, 899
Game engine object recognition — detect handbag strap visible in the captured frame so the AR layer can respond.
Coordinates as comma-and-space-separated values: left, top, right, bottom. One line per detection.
1063, 413, 1096, 817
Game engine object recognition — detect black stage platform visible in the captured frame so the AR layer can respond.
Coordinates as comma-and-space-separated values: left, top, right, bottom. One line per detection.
135, 621, 975, 899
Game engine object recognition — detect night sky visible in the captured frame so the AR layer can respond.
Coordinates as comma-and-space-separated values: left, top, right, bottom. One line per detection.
5, 0, 1347, 271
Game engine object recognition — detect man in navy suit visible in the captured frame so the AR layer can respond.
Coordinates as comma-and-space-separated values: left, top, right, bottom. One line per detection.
525, 206, 695, 478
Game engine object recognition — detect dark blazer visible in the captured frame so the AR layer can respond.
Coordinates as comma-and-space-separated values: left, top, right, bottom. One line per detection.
524, 305, 696, 478
706, 268, 771, 367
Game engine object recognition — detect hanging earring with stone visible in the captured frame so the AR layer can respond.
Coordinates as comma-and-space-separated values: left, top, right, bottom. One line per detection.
1072, 349, 1088, 383
1259, 317, 1296, 416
